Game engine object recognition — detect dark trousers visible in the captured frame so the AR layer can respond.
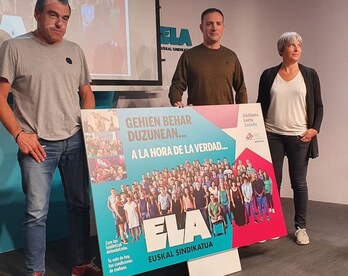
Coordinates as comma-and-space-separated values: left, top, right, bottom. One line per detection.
267, 132, 309, 229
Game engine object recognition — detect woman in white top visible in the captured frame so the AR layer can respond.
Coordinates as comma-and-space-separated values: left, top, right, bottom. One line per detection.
208, 180, 219, 199
257, 32, 323, 245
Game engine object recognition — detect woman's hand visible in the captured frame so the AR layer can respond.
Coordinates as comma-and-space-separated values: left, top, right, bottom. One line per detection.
300, 128, 318, 142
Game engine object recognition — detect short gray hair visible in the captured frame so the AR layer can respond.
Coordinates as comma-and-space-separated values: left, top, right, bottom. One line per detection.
35, 0, 70, 12
277, 32, 303, 56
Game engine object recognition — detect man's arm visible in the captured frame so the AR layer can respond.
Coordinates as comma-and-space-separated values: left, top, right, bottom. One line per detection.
79, 83, 95, 109
193, 194, 197, 209
107, 197, 113, 212
0, 80, 22, 139
0, 79, 46, 162
233, 56, 248, 104
167, 194, 172, 213
168, 52, 188, 107
157, 195, 162, 214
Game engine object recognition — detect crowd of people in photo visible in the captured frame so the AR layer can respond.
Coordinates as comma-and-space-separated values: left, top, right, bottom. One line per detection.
107, 157, 276, 244
91, 163, 127, 183
85, 134, 123, 158
81, 110, 131, 184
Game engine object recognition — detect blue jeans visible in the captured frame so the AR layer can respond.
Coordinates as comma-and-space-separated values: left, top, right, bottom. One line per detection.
256, 196, 269, 219
18, 130, 90, 275
267, 132, 309, 229
198, 207, 209, 228
112, 211, 120, 236
244, 200, 256, 223
141, 212, 148, 220
221, 204, 232, 224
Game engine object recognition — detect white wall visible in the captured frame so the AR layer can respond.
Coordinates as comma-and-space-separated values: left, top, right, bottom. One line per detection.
117, 0, 347, 205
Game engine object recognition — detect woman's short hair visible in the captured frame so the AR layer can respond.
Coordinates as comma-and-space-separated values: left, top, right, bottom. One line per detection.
277, 32, 303, 56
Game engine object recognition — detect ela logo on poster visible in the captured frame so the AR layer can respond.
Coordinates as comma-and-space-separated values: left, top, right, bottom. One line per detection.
143, 210, 211, 252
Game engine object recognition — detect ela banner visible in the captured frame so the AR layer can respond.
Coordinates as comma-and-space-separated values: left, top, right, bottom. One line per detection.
81, 104, 287, 275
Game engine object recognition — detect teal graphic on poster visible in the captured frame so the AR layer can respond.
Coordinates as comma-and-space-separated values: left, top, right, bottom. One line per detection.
81, 104, 287, 275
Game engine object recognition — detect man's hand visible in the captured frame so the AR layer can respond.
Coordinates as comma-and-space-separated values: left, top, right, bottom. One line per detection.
17, 132, 46, 163
174, 101, 185, 108
174, 101, 193, 108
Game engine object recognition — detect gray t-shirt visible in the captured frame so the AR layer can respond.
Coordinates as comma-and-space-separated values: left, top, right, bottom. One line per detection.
0, 32, 91, 140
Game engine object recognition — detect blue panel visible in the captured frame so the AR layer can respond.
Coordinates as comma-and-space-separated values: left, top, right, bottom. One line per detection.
94, 92, 116, 109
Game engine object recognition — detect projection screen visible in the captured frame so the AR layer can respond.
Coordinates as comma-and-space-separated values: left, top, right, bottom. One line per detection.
0, 0, 162, 87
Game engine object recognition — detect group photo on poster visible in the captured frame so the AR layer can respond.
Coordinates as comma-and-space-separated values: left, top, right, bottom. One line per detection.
81, 104, 287, 275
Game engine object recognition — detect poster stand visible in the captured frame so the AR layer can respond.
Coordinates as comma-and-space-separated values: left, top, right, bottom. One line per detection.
187, 248, 241, 276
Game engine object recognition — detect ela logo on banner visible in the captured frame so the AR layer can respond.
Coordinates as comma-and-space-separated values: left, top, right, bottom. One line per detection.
160, 26, 192, 46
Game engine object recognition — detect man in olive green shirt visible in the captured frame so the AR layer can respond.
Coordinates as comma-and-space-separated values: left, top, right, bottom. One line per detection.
169, 8, 248, 107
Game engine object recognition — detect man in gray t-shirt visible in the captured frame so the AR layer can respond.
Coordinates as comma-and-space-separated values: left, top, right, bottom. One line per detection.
0, 1, 100, 275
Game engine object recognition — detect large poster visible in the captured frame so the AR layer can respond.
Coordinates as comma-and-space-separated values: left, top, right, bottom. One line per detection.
81, 104, 287, 275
